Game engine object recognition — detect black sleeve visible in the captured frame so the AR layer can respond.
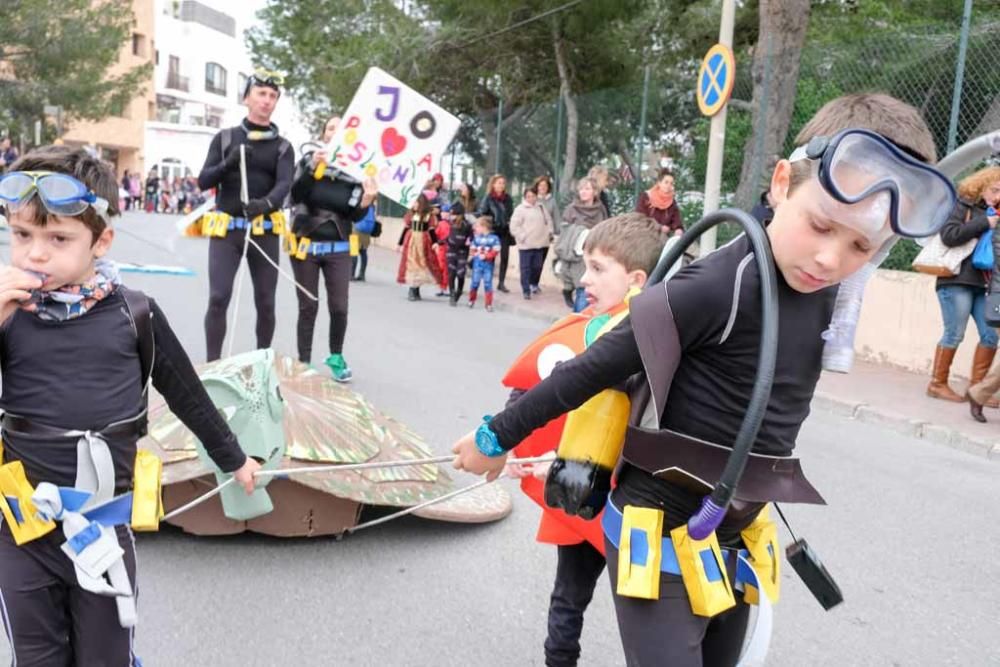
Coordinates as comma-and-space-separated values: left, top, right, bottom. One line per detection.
489, 318, 644, 450
348, 202, 368, 223
289, 160, 313, 206
197, 133, 226, 191
264, 141, 295, 208
149, 301, 247, 473
475, 198, 490, 218
940, 203, 988, 247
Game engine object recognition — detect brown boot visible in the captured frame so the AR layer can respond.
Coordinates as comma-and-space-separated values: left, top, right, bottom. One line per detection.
967, 391, 988, 423
969, 344, 1000, 408
926, 345, 964, 402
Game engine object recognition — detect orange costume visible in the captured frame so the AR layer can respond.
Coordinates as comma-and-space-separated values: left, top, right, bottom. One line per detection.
502, 299, 631, 553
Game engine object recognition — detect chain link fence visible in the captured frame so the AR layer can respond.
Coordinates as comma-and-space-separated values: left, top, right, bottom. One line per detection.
404, 9, 1000, 272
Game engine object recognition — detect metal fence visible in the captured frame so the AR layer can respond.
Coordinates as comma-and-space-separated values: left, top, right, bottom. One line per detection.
387, 8, 1000, 270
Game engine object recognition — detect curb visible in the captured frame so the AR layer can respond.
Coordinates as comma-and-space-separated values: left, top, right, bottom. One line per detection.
811, 391, 1000, 460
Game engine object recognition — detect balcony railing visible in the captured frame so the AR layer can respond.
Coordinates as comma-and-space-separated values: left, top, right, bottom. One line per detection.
166, 73, 189, 92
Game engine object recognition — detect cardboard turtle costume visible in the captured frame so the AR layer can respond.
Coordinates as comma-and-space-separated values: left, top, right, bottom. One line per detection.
141, 349, 511, 536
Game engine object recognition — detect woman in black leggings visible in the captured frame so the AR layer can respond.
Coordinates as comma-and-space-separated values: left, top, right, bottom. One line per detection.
288, 116, 377, 381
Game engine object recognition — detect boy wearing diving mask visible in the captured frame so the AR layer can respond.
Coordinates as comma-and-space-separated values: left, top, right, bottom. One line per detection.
451, 94, 952, 666
0, 146, 259, 665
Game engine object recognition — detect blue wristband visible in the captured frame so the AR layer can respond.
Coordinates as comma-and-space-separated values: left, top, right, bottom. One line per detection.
474, 416, 505, 457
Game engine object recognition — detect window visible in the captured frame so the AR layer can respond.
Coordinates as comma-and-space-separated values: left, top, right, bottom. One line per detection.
132, 33, 145, 57
110, 98, 128, 118
236, 72, 248, 102
205, 62, 227, 96
167, 56, 188, 91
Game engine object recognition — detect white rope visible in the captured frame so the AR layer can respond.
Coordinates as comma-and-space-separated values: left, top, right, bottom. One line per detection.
348, 473, 505, 534
160, 455, 549, 523
246, 236, 318, 301
226, 145, 253, 359
253, 454, 550, 479
162, 476, 235, 521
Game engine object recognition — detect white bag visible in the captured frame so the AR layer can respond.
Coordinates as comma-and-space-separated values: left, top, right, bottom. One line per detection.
911, 233, 976, 276
912, 207, 976, 277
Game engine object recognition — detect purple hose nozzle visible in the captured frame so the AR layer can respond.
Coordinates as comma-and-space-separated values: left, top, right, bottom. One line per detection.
687, 496, 726, 540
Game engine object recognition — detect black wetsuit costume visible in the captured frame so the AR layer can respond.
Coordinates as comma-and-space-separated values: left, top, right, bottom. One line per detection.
0, 290, 245, 665
490, 234, 836, 666
288, 157, 367, 364
198, 120, 294, 361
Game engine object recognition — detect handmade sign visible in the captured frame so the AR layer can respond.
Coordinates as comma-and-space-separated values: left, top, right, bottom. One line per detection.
320, 67, 460, 207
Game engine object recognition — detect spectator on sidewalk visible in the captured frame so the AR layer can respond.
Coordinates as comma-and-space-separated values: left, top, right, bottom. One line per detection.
510, 187, 553, 300
533, 175, 561, 235
0, 137, 19, 174
121, 172, 133, 211
144, 168, 160, 212
956, 167, 1000, 421
476, 174, 515, 293
553, 177, 608, 311
128, 172, 141, 211
636, 168, 683, 236
456, 182, 478, 222
928, 166, 1000, 404
587, 165, 612, 217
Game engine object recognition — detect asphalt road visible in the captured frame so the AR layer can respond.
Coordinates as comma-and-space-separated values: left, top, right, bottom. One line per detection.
0, 211, 997, 666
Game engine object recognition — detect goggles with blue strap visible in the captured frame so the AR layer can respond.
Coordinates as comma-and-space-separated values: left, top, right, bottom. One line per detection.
0, 171, 112, 224
789, 128, 956, 241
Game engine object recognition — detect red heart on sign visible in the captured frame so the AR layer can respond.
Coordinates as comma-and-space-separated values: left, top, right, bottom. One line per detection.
381, 128, 407, 157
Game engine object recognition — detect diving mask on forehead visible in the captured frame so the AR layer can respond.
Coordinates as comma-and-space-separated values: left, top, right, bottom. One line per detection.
789, 128, 957, 240
0, 171, 112, 224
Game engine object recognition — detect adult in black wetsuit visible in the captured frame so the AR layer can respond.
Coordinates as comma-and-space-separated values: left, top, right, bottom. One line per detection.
198, 71, 294, 361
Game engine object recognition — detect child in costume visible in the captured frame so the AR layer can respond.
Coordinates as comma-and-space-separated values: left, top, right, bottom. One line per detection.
397, 194, 443, 301
468, 217, 502, 312
504, 213, 665, 667
453, 94, 954, 666
445, 202, 473, 306
0, 146, 259, 665
434, 203, 453, 297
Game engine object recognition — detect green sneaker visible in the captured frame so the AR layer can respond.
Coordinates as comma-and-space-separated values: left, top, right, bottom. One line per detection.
324, 354, 353, 383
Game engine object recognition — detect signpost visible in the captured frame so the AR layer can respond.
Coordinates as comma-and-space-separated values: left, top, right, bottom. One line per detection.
697, 0, 736, 257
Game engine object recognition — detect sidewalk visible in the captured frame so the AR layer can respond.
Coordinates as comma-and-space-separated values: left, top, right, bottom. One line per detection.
368, 245, 1000, 461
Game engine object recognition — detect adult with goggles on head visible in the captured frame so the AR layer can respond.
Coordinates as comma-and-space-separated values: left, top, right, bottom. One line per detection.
452, 94, 955, 666
197, 69, 294, 361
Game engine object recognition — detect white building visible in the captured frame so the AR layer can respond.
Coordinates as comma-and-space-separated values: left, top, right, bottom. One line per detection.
145, 0, 310, 184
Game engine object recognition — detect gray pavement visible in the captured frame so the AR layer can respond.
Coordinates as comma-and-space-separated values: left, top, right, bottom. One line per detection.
1, 211, 997, 666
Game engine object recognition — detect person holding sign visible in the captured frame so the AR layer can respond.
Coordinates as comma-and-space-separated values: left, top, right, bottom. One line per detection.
289, 115, 378, 382
197, 69, 294, 361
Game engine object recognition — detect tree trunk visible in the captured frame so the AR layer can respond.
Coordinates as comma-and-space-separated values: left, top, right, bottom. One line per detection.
734, 0, 812, 210
617, 138, 638, 186
553, 25, 578, 198
481, 105, 499, 178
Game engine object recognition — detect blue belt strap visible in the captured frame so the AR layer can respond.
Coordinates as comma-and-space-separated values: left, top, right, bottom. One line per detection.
307, 240, 351, 255
6, 490, 134, 528
227, 217, 275, 231
602, 498, 751, 584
